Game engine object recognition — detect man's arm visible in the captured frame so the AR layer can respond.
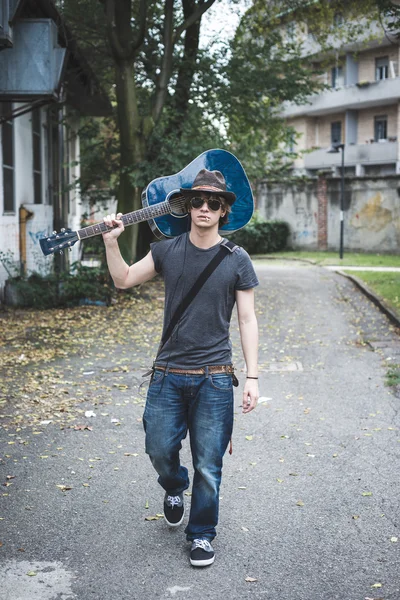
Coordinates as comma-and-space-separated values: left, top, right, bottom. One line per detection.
236, 288, 259, 414
102, 213, 158, 289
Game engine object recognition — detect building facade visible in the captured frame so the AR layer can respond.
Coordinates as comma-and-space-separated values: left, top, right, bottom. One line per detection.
282, 14, 400, 177
254, 7, 400, 253
0, 0, 110, 301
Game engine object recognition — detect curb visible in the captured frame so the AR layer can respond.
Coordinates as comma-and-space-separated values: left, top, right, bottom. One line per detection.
251, 255, 317, 265
334, 269, 400, 329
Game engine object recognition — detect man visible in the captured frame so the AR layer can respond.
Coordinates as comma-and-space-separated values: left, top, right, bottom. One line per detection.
102, 169, 259, 567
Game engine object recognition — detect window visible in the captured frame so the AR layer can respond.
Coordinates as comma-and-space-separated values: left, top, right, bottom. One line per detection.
374, 115, 387, 141
1, 102, 15, 213
333, 13, 344, 27
331, 121, 342, 144
376, 56, 389, 81
331, 66, 344, 88
32, 109, 42, 204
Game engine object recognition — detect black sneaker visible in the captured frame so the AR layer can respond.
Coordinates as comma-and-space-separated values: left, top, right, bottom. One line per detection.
164, 492, 184, 527
190, 538, 215, 567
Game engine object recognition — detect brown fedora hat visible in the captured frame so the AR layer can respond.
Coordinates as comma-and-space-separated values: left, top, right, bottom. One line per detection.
180, 169, 236, 205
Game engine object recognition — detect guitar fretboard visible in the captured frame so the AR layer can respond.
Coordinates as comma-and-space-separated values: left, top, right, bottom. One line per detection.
77, 200, 172, 240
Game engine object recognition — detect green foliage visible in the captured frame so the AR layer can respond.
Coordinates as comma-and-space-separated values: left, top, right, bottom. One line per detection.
78, 117, 119, 198
61, 263, 112, 307
230, 212, 290, 255
218, 2, 327, 179
4, 262, 113, 309
386, 366, 400, 387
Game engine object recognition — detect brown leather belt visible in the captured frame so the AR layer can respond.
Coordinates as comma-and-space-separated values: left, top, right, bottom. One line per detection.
155, 365, 234, 375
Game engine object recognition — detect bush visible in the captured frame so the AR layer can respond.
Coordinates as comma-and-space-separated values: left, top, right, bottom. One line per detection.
3, 262, 113, 309
230, 212, 289, 254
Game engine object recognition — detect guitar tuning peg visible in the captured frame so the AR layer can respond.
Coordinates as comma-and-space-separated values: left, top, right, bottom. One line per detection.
59, 250, 64, 255
53, 231, 57, 235
61, 228, 66, 233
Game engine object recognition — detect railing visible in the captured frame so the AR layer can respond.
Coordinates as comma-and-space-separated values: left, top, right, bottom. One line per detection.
303, 141, 398, 169
282, 77, 400, 118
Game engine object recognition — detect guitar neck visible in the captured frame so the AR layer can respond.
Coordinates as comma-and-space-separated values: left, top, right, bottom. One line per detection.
77, 200, 171, 240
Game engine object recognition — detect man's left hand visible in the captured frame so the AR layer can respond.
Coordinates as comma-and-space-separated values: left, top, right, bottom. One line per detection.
242, 379, 259, 414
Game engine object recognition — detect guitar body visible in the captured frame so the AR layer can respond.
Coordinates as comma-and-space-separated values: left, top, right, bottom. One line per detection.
39, 149, 254, 256
142, 149, 254, 239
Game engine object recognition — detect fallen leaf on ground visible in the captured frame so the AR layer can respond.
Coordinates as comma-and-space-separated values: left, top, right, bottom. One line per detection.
56, 485, 72, 492
245, 576, 258, 582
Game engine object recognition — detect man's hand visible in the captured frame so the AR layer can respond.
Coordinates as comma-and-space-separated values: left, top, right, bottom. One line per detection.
102, 212, 124, 243
242, 378, 259, 413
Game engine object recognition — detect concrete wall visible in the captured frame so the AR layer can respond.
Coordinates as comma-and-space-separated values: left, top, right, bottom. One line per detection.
257, 179, 319, 248
256, 176, 400, 253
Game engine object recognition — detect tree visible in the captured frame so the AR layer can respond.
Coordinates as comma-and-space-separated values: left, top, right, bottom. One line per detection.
60, 0, 349, 259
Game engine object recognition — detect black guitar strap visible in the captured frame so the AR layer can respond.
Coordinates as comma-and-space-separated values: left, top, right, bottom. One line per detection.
158, 239, 238, 354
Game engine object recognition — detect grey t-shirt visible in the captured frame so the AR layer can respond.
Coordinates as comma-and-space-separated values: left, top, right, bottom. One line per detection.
150, 233, 259, 368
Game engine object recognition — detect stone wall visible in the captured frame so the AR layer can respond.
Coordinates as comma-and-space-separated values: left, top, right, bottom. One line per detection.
256, 175, 400, 253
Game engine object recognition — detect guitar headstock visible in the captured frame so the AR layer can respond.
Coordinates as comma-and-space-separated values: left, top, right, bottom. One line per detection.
39, 229, 79, 256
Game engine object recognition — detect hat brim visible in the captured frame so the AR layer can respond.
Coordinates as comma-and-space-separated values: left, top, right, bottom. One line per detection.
179, 187, 236, 205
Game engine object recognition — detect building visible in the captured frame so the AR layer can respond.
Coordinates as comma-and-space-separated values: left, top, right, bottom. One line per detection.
0, 0, 111, 301
282, 12, 400, 176
255, 6, 400, 253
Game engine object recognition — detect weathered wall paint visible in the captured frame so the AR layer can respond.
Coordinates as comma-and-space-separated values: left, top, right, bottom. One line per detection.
256, 176, 400, 253
257, 180, 319, 248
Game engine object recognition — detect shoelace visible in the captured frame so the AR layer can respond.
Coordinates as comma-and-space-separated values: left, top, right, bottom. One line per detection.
167, 495, 182, 507
192, 539, 212, 551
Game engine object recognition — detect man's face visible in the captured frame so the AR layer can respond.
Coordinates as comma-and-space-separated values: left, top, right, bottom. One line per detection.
189, 193, 226, 229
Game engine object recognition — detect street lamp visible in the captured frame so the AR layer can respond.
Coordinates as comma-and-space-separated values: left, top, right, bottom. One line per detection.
327, 142, 345, 260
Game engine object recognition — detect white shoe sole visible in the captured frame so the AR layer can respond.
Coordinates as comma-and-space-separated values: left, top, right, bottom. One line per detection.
164, 507, 184, 527
190, 555, 215, 567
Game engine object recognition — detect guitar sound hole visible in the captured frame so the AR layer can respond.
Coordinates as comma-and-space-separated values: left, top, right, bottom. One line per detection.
169, 194, 188, 217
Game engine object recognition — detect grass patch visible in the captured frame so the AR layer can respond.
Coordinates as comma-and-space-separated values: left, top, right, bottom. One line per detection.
344, 271, 400, 314
263, 251, 400, 267
386, 365, 400, 387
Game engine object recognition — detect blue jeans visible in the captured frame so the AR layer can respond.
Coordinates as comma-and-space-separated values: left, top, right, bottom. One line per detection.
143, 368, 234, 541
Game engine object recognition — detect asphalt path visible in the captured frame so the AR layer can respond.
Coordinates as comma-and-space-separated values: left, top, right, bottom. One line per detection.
1, 260, 400, 600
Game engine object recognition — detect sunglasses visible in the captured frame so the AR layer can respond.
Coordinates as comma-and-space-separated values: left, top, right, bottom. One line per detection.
189, 196, 223, 211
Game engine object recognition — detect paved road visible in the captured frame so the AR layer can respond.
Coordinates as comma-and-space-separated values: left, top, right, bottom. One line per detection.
1, 260, 400, 600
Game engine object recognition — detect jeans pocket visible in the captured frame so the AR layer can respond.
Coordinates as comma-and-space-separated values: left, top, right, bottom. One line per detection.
210, 373, 232, 391
150, 369, 164, 387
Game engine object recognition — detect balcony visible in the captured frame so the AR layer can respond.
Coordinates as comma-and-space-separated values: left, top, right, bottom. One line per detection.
303, 141, 398, 170
282, 77, 400, 118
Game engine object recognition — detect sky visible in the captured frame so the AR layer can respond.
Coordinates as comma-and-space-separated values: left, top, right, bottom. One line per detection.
200, 0, 251, 49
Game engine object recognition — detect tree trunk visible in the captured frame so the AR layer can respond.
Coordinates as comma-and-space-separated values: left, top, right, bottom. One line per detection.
114, 58, 145, 263
165, 0, 201, 137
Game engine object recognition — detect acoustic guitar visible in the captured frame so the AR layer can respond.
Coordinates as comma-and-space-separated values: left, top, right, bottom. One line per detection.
39, 149, 254, 256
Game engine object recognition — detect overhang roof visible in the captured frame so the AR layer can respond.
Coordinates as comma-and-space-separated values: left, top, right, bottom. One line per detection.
9, 0, 112, 116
